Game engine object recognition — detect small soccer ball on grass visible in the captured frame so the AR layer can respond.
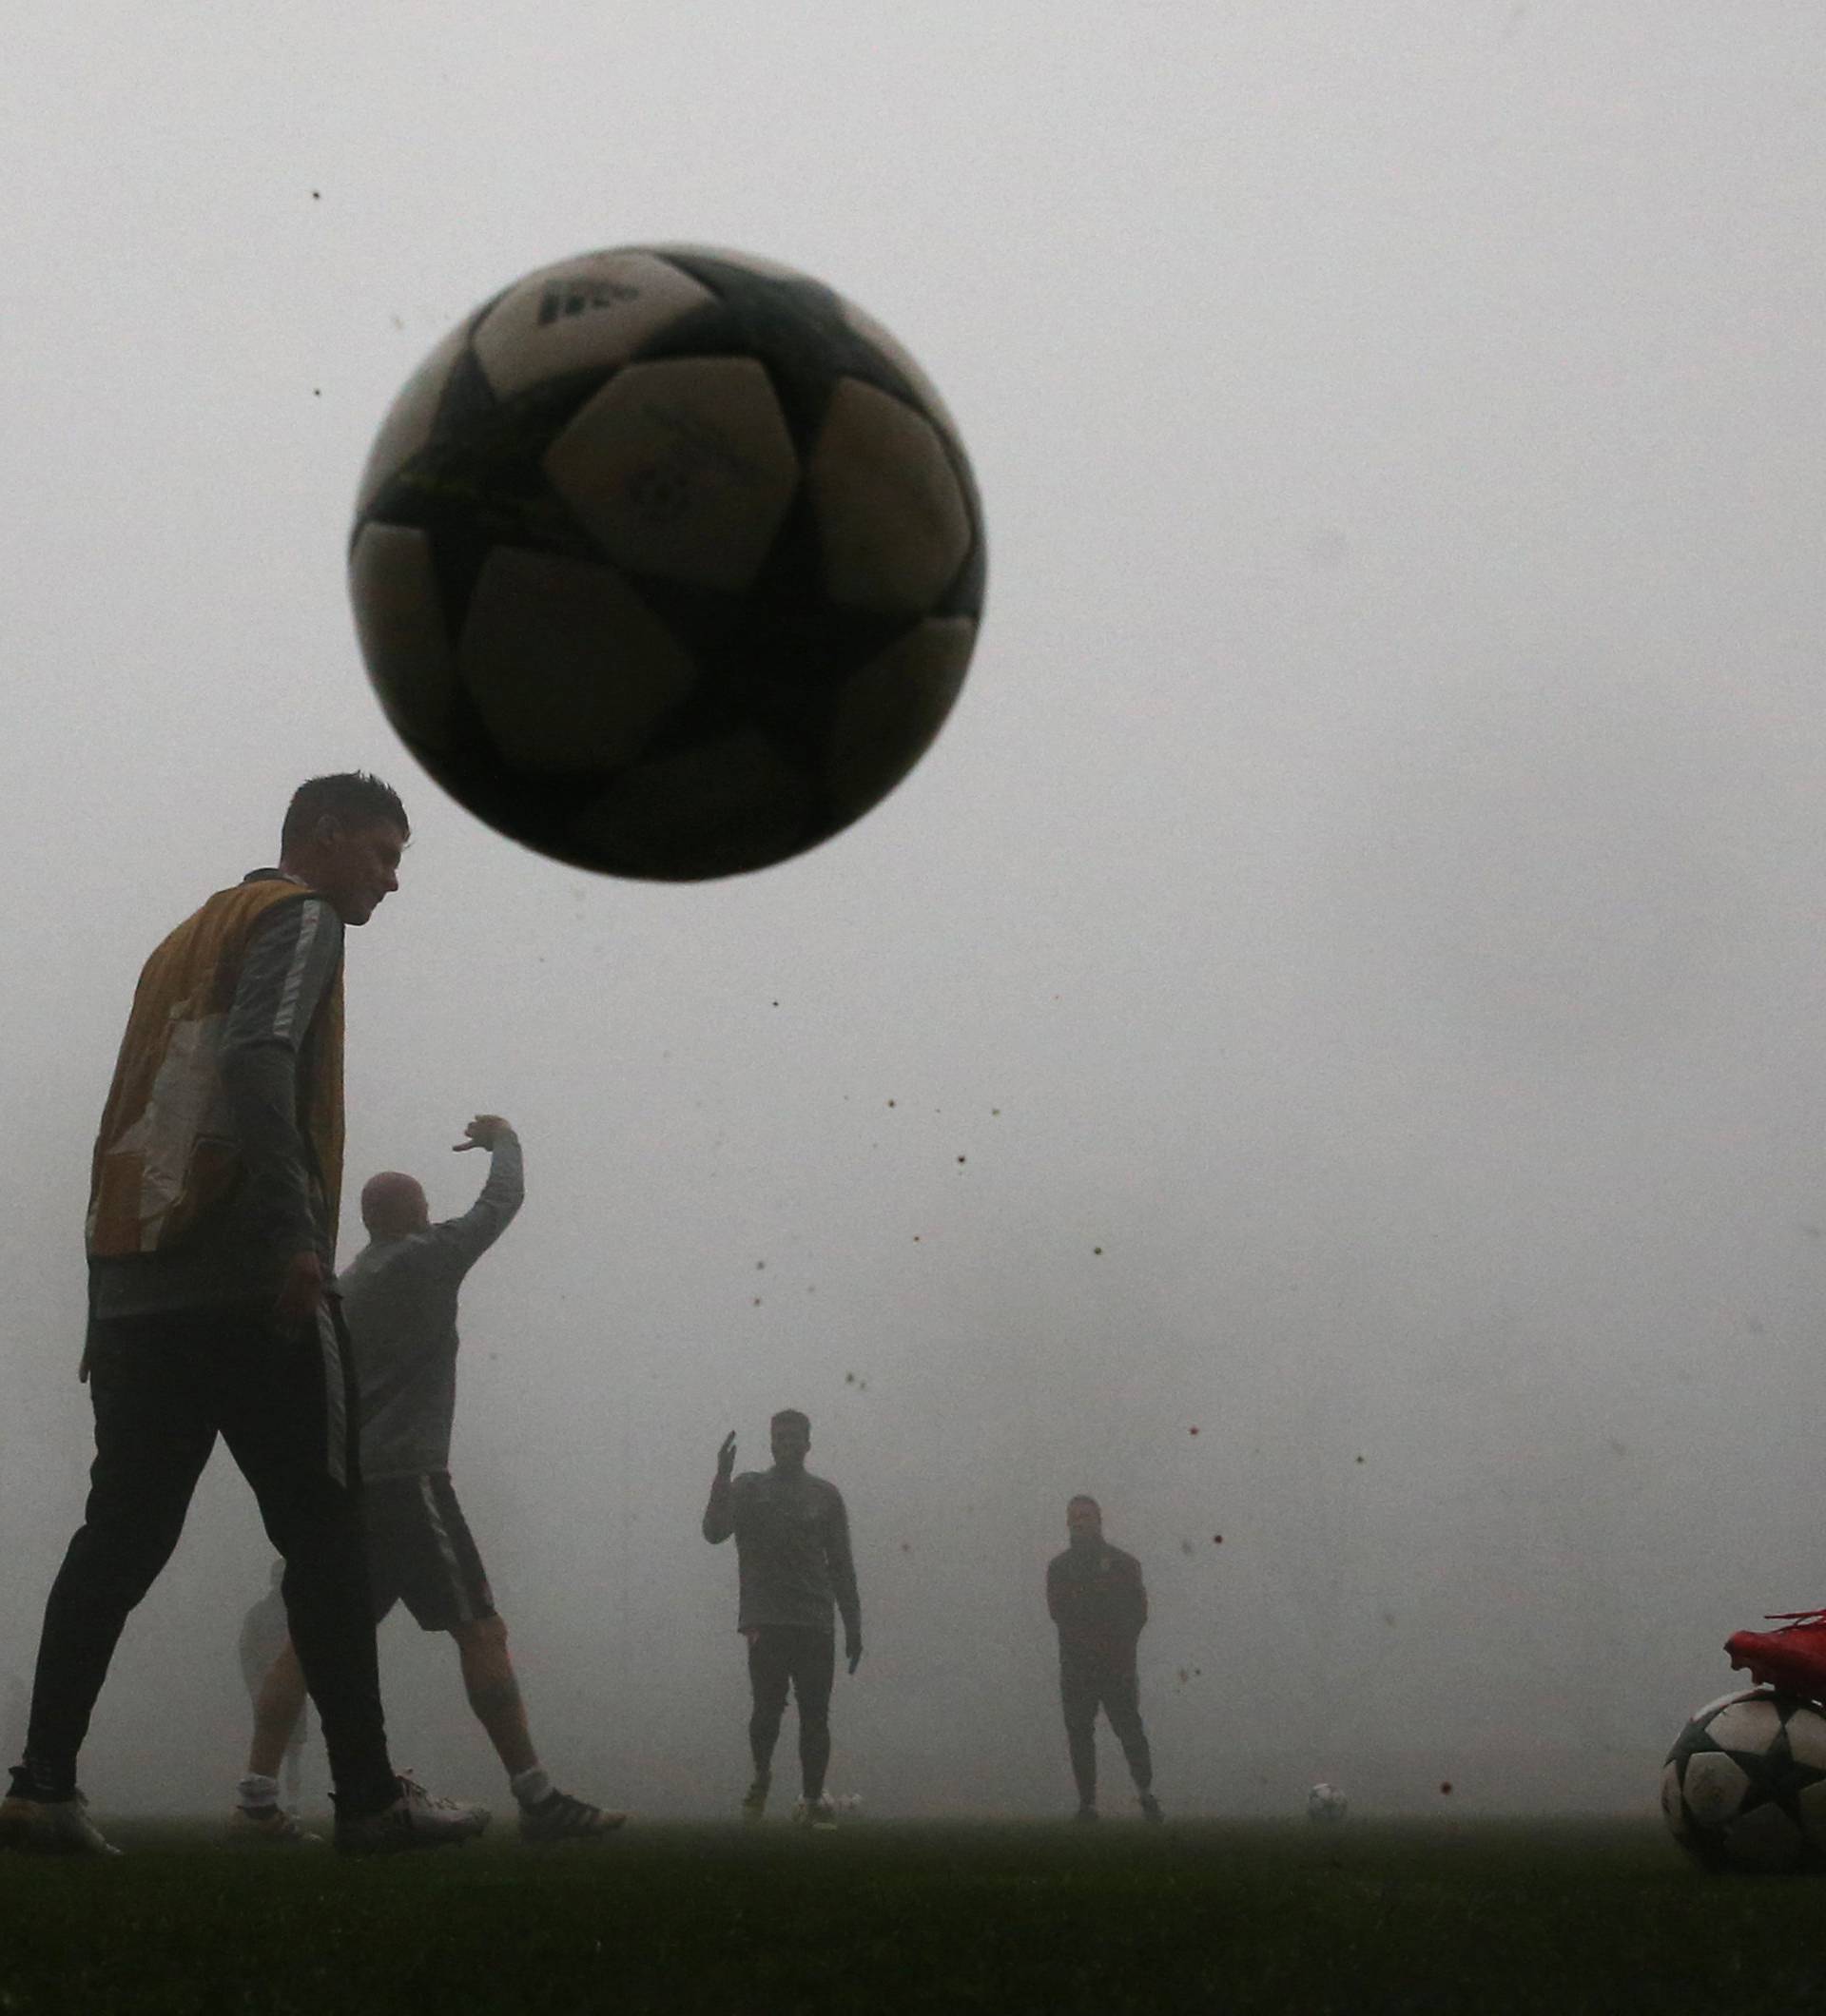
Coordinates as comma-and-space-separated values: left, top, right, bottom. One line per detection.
1306, 1783, 1348, 1824
1661, 1688, 1826, 1871
349, 244, 986, 880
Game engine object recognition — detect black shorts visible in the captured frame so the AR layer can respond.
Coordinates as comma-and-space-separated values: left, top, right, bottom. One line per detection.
1059, 1656, 1144, 1739
745, 1624, 835, 1727
363, 1473, 495, 1632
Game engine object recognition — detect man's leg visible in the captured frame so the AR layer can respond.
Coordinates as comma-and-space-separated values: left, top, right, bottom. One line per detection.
382, 1476, 529, 1779
452, 1616, 536, 1776
444, 1620, 624, 1839
1059, 1658, 1099, 1815
361, 1474, 618, 1841
240, 1514, 399, 1833
11, 1316, 217, 1800
1101, 1667, 1155, 1799
230, 1641, 320, 1843
217, 1308, 395, 1815
377, 1475, 527, 1774
747, 1630, 792, 1790
789, 1631, 836, 1806
246, 1641, 310, 1780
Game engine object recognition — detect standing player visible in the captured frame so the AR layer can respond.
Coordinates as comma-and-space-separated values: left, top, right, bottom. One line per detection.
702, 1411, 863, 1828
237, 1115, 623, 1843
1047, 1496, 1163, 1823
0, 774, 482, 1856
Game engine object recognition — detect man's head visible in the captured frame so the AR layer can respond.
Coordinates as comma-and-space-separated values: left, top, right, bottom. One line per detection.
361, 1170, 430, 1239
279, 772, 409, 926
1066, 1495, 1103, 1546
770, 1408, 811, 1473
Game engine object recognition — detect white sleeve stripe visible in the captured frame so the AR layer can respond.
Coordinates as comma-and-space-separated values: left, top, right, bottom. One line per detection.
269, 901, 326, 1043
418, 1477, 478, 1624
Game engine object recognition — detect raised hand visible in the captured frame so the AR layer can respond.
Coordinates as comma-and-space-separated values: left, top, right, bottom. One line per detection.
454, 1114, 512, 1152
716, 1430, 738, 1481
273, 1250, 325, 1335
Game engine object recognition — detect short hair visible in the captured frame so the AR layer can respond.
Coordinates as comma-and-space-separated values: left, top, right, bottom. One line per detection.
1068, 1494, 1100, 1513
282, 772, 409, 853
770, 1408, 811, 1434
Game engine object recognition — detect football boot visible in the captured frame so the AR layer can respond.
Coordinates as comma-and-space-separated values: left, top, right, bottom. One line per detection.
1725, 1610, 1826, 1702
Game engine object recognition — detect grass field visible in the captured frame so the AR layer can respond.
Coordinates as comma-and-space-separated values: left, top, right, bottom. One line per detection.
3, 1817, 1825, 2015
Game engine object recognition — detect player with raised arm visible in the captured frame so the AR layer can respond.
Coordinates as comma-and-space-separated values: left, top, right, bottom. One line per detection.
1047, 1496, 1163, 1824
702, 1411, 862, 1828
0, 774, 484, 1856
236, 1115, 623, 1844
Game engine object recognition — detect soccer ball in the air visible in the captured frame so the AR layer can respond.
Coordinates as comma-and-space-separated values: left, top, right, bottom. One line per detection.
348, 245, 985, 880
1306, 1783, 1348, 1824
1661, 1688, 1826, 1871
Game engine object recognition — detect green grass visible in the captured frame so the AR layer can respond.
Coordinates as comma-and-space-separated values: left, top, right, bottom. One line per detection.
2, 1818, 1824, 2015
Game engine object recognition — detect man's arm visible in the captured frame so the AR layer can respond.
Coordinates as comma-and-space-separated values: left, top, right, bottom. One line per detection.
1046, 1555, 1065, 1625
702, 1432, 738, 1542
825, 1487, 863, 1671
219, 896, 344, 1330
1117, 1553, 1149, 1640
430, 1116, 525, 1272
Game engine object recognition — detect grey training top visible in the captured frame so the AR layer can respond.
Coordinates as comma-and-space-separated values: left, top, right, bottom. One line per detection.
703, 1468, 862, 1639
339, 1131, 523, 1481
90, 874, 344, 1320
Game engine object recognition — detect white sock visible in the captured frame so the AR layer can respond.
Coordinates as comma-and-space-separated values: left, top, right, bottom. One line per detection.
510, 1767, 552, 1810
238, 1773, 280, 1811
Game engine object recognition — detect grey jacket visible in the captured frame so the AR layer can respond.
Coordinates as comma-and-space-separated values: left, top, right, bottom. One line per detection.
340, 1131, 524, 1480
704, 1467, 862, 1641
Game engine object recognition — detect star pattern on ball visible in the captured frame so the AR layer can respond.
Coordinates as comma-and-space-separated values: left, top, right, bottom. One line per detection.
349, 243, 985, 881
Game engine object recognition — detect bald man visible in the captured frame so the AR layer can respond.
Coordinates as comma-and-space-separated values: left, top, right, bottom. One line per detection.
238, 1115, 622, 1844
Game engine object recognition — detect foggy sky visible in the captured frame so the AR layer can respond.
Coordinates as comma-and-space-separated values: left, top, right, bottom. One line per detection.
3, 0, 1824, 1816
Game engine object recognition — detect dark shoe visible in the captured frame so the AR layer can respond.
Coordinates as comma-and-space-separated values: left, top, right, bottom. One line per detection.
1138, 1792, 1164, 1824
1726, 1612, 1826, 1703
740, 1775, 769, 1824
519, 1789, 626, 1843
334, 1773, 491, 1856
1072, 1803, 1098, 1824
0, 1789, 120, 1857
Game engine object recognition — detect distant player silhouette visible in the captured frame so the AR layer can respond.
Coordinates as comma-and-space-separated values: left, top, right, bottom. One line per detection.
1047, 1496, 1162, 1823
702, 1410, 862, 1828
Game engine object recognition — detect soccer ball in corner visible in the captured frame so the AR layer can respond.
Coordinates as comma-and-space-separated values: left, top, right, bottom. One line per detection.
348, 244, 986, 881
1306, 1783, 1349, 1824
1661, 1688, 1826, 1871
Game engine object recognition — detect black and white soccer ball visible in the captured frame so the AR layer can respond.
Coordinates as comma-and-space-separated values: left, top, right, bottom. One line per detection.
348, 244, 986, 881
1661, 1688, 1826, 1871
1306, 1782, 1348, 1824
